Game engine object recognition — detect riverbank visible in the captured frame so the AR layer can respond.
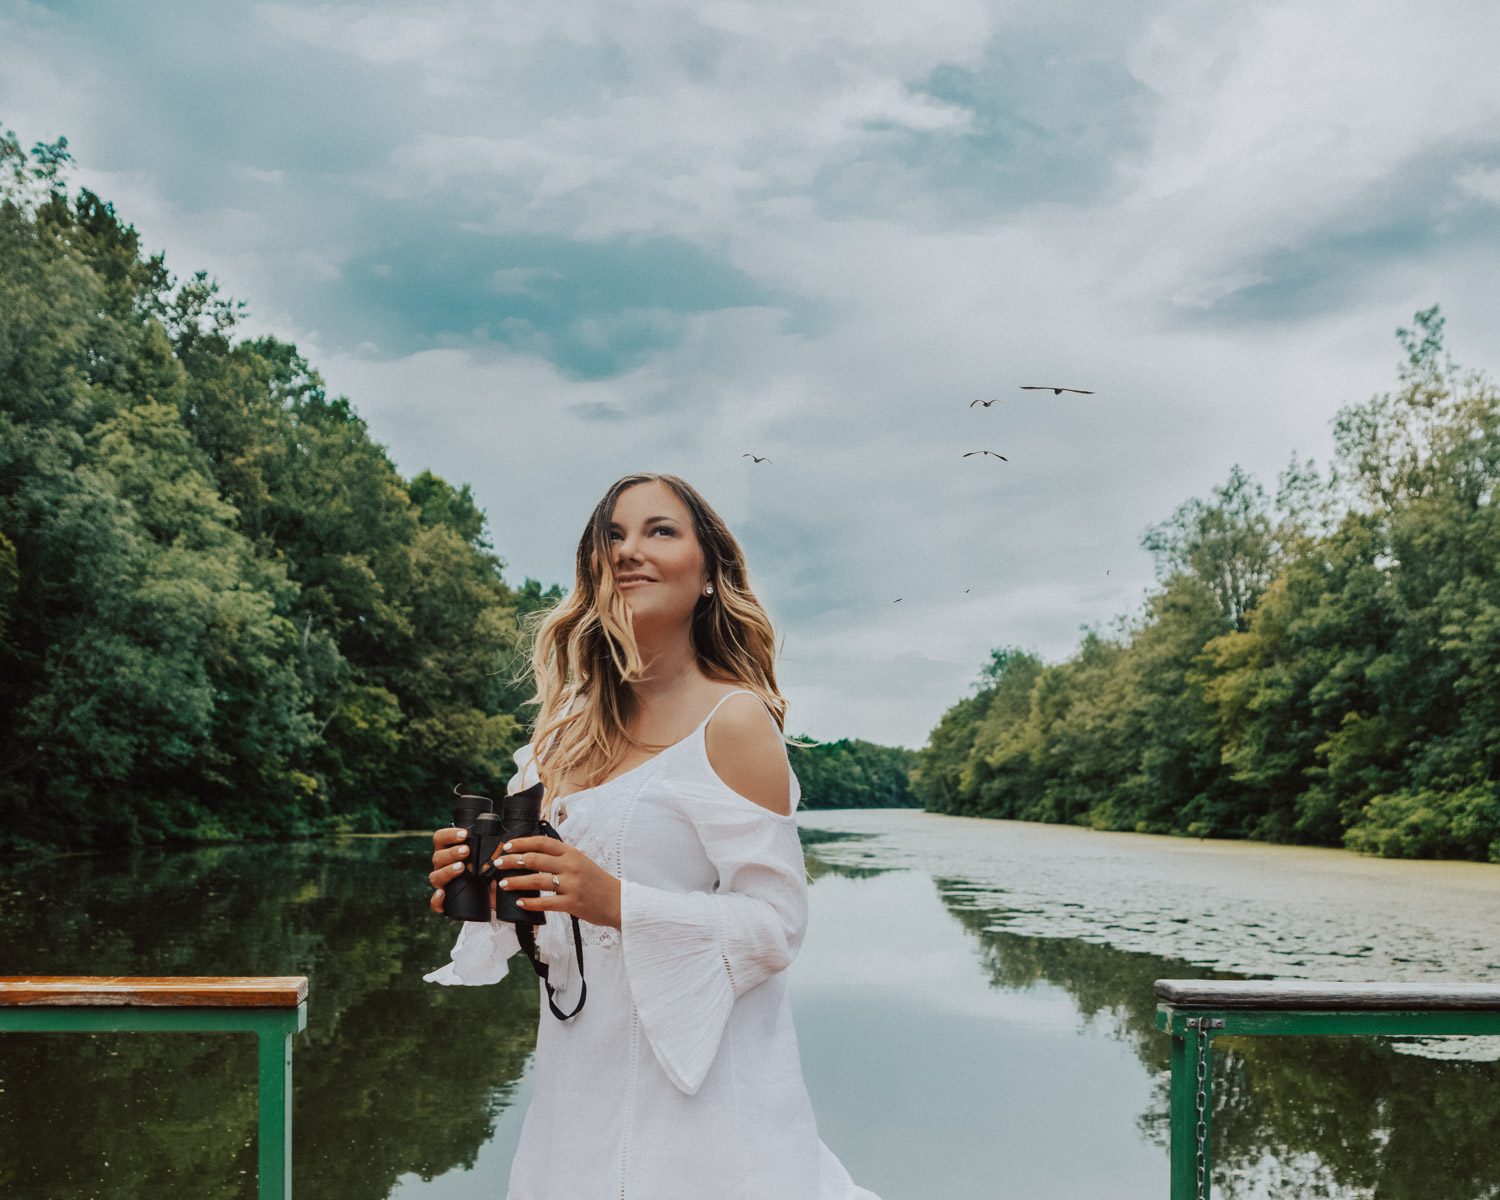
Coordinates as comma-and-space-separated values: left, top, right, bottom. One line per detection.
797, 809, 1500, 984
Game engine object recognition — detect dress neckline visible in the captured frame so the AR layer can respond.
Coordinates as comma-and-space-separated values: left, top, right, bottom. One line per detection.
552, 688, 756, 805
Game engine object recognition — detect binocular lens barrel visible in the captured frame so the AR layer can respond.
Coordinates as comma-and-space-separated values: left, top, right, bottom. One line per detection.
440, 782, 547, 925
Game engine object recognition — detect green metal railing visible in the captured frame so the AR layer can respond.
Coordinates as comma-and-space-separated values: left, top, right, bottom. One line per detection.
1156, 979, 1500, 1200
0, 975, 309, 1200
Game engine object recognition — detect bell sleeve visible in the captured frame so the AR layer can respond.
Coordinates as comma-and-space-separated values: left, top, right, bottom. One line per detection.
423, 742, 539, 988
620, 793, 808, 1096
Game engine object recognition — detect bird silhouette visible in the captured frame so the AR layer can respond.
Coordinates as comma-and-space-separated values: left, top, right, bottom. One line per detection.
969, 398, 1004, 407
964, 588, 970, 593
742, 454, 772, 464
962, 450, 1008, 460
892, 598, 903, 604
1020, 386, 1094, 395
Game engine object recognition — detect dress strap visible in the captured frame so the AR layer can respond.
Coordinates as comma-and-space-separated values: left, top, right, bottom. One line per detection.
698, 689, 761, 729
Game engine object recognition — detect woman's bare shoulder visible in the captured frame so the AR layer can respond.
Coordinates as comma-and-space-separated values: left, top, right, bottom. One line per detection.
702, 691, 792, 816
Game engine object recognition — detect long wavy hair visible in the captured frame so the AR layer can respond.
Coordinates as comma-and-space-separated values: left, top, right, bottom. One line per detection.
518, 472, 799, 807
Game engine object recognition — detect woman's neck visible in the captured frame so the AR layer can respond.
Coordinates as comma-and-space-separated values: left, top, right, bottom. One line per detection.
625, 632, 703, 709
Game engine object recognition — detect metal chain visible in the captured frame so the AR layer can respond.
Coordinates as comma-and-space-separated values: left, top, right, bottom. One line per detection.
1187, 1016, 1224, 1200
1194, 1020, 1209, 1200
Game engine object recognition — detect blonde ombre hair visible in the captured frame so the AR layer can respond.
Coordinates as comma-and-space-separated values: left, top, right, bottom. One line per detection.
517, 472, 800, 806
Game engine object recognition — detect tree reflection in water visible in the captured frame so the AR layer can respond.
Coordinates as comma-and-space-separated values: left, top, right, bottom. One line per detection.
0, 838, 537, 1200
4, 836, 1497, 1199
934, 878, 1500, 1200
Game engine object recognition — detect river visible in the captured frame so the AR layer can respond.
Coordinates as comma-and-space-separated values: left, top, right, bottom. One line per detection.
2, 810, 1497, 1198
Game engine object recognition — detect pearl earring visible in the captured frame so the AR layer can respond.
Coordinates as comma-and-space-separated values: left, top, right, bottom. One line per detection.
704, 585, 714, 595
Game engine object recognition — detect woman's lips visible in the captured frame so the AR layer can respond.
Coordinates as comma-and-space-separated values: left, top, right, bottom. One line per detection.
618, 578, 654, 587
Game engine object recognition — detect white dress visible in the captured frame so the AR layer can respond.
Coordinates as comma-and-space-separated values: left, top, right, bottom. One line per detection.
425, 690, 879, 1200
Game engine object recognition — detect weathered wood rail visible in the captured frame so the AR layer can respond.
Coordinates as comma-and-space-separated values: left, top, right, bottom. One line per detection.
1155, 979, 1500, 1200
0, 976, 309, 1199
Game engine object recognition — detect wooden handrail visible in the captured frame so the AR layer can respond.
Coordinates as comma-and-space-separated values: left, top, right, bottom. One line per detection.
1155, 978, 1500, 1011
0, 976, 308, 1008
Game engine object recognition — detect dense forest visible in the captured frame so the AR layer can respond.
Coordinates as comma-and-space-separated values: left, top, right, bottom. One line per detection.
913, 305, 1500, 862
0, 134, 901, 853
8, 132, 1498, 859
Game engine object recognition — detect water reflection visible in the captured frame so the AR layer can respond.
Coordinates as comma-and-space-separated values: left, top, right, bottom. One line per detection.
1, 826, 1496, 1200
0, 839, 535, 1200
928, 877, 1500, 1200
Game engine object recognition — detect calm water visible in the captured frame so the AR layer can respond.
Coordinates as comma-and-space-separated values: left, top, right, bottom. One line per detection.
2, 811, 1498, 1199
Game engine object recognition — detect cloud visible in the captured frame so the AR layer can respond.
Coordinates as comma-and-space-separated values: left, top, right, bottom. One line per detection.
1457, 164, 1500, 206
5, 0, 1500, 747
232, 164, 287, 185
488, 266, 563, 297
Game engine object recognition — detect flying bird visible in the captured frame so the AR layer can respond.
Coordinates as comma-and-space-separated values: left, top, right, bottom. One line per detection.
1020, 386, 1094, 395
969, 398, 1004, 407
962, 450, 1008, 460
964, 588, 970, 593
742, 454, 772, 464
892, 598, 903, 603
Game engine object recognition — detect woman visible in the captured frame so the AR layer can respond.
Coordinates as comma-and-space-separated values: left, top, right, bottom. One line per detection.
424, 471, 879, 1200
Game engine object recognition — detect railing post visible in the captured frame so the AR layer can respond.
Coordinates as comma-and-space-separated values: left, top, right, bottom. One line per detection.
1156, 980, 1500, 1200
1168, 1027, 1194, 1200
258, 1024, 294, 1200
1168, 1016, 1216, 1200
0, 976, 308, 1199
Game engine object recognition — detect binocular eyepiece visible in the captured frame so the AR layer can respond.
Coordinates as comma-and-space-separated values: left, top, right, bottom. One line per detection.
441, 781, 547, 925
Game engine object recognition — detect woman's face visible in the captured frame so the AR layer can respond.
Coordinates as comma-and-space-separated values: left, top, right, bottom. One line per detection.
604, 481, 708, 631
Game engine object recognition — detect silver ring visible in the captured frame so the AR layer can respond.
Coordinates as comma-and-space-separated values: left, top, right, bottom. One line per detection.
552, 874, 561, 890
518, 853, 526, 869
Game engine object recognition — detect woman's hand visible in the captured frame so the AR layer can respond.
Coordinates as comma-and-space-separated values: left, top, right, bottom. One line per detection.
428, 827, 480, 915
493, 836, 623, 929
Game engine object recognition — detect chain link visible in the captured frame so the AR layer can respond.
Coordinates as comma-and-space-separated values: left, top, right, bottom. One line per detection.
1187, 1017, 1224, 1200
1194, 1021, 1209, 1200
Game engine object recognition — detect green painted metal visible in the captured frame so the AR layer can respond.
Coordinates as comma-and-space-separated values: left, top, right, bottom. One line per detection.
0, 1001, 307, 1199
1157, 1002, 1500, 1200
1156, 1005, 1500, 1039
1167, 1026, 1199, 1199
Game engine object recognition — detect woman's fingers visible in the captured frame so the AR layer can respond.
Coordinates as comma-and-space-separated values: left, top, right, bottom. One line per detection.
429, 888, 444, 914
496, 871, 561, 893
428, 859, 468, 890
428, 846, 470, 888
433, 827, 467, 850
496, 834, 566, 860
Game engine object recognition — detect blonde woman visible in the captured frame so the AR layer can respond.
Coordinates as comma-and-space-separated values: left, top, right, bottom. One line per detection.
424, 472, 878, 1200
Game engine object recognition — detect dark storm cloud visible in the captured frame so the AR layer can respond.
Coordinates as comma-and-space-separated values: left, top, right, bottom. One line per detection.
301, 222, 781, 376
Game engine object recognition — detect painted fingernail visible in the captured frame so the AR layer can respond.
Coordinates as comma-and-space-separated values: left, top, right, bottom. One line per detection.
456, 845, 468, 856
502, 841, 513, 851
454, 830, 466, 840
499, 879, 509, 889
452, 863, 463, 873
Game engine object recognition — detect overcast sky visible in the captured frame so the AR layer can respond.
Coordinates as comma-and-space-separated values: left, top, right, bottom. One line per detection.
5, 0, 1500, 747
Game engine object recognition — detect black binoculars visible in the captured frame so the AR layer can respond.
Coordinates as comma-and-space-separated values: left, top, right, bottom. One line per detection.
441, 781, 548, 925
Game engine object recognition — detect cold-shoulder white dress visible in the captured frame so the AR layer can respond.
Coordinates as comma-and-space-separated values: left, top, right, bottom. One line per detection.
425, 690, 879, 1200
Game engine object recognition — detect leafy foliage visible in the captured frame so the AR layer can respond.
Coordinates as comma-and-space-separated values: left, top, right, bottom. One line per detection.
790, 736, 919, 809
0, 132, 556, 850
916, 305, 1500, 861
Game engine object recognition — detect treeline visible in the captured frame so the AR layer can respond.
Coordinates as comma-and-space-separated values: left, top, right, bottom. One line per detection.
789, 736, 919, 809
0, 135, 561, 851
912, 304, 1500, 861
0, 134, 916, 853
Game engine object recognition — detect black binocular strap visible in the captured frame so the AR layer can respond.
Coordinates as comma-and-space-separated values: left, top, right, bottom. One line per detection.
516, 915, 588, 1021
